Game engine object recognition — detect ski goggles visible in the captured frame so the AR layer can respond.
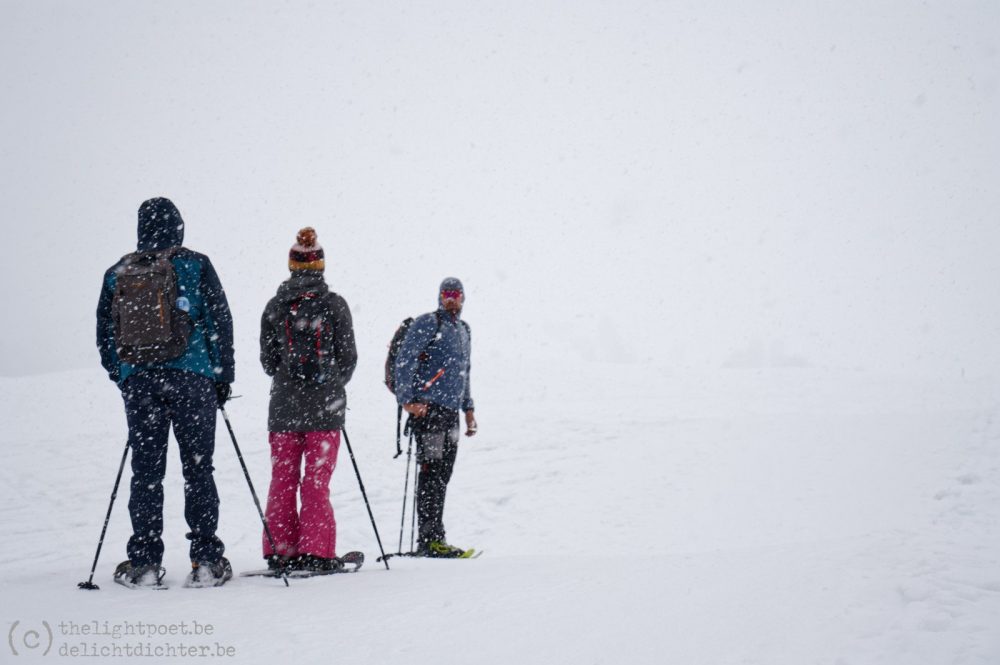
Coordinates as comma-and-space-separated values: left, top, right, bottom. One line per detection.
440, 290, 463, 300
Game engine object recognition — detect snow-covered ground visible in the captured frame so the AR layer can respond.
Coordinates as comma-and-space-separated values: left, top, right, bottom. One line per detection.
3, 2, 1000, 663
2, 361, 998, 664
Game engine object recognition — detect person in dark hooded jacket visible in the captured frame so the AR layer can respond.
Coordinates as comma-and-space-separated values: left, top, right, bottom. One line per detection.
96, 197, 235, 588
259, 227, 357, 572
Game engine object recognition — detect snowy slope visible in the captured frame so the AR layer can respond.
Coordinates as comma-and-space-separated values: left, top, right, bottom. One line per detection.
2, 362, 998, 664
2, 2, 1000, 663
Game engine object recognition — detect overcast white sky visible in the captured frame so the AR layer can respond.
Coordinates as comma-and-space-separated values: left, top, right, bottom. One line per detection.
2, 1, 998, 381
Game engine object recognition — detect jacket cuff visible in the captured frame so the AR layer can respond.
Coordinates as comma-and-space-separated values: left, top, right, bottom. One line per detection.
215, 367, 236, 384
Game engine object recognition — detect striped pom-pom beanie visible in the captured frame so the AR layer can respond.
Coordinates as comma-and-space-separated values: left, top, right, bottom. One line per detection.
288, 227, 325, 272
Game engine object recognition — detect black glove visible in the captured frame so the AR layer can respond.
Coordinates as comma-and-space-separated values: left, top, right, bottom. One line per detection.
214, 382, 232, 407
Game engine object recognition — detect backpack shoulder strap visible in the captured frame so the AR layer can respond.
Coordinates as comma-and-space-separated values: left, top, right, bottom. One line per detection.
119, 245, 184, 266
162, 246, 184, 260
323, 291, 342, 314
423, 311, 445, 349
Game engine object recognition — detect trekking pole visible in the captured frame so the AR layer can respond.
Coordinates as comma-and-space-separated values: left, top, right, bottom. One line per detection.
410, 446, 419, 552
220, 406, 289, 587
341, 428, 391, 570
393, 405, 404, 458
397, 431, 414, 554
78, 441, 130, 590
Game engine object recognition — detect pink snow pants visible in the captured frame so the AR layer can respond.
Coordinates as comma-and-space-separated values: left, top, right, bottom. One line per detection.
262, 430, 341, 559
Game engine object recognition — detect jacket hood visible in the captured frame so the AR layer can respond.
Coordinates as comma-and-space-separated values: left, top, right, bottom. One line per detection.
276, 270, 329, 304
137, 198, 185, 251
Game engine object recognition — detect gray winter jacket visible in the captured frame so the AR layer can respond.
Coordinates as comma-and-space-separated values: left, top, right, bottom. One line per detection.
260, 271, 357, 432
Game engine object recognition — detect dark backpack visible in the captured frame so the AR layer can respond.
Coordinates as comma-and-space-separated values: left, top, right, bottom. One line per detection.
112, 247, 191, 364
282, 292, 338, 383
384, 313, 443, 394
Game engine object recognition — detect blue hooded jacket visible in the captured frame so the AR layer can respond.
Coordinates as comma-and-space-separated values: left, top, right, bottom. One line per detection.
394, 304, 473, 413
96, 198, 235, 385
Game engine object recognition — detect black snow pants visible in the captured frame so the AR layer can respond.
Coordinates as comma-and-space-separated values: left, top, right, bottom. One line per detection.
121, 369, 225, 566
412, 404, 460, 547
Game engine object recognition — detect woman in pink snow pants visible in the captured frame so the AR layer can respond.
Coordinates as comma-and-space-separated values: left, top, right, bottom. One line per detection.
258, 227, 358, 572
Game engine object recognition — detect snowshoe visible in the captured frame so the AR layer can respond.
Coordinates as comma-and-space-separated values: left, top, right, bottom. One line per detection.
183, 557, 233, 588
297, 554, 345, 573
113, 560, 167, 590
241, 551, 365, 578
423, 540, 468, 558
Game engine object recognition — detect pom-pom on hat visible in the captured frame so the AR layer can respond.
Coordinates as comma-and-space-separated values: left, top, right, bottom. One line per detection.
289, 227, 325, 271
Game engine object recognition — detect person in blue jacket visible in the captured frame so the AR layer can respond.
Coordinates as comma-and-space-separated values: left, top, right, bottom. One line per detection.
394, 277, 478, 557
96, 197, 235, 588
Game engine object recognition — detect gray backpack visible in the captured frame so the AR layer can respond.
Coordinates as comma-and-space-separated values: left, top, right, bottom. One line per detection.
112, 247, 191, 364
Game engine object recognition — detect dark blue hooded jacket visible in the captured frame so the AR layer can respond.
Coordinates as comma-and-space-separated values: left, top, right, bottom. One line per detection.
96, 198, 235, 385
